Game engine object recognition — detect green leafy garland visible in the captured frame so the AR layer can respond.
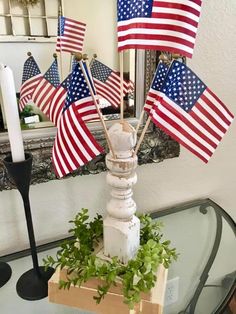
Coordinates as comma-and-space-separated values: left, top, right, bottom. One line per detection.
44, 209, 177, 309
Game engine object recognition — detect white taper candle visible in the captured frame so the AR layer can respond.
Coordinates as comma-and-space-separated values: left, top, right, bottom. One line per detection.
0, 64, 25, 162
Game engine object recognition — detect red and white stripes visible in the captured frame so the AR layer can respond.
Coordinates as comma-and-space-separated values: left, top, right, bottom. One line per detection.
118, 0, 202, 58
93, 73, 129, 108
19, 74, 42, 111
151, 89, 234, 163
52, 104, 103, 178
32, 78, 56, 117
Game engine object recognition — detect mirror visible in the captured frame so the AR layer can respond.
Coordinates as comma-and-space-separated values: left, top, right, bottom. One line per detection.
0, 0, 142, 135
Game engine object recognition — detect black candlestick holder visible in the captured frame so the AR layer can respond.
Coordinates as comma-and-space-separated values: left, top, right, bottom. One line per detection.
3, 153, 54, 301
0, 262, 12, 288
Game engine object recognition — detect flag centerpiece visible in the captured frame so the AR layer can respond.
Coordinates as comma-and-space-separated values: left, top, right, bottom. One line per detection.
17, 5, 234, 177
14, 8, 235, 310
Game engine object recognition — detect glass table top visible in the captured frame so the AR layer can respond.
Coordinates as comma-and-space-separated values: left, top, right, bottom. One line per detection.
151, 199, 236, 314
0, 199, 235, 314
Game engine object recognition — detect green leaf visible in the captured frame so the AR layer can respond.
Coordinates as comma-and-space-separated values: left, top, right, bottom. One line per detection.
43, 210, 177, 309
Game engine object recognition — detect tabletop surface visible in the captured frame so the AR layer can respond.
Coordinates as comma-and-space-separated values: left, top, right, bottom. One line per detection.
0, 198, 235, 314
151, 199, 236, 314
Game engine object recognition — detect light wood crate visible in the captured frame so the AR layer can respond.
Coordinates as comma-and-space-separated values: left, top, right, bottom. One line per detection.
48, 264, 167, 314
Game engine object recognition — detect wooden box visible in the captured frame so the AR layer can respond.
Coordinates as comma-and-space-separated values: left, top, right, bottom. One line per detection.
48, 264, 167, 314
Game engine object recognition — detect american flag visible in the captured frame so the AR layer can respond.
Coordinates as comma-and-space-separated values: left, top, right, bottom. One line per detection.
19, 56, 42, 111
49, 74, 71, 127
52, 64, 104, 178
144, 61, 169, 113
56, 16, 86, 53
150, 60, 234, 162
69, 62, 99, 122
117, 0, 202, 58
32, 59, 60, 117
90, 59, 129, 108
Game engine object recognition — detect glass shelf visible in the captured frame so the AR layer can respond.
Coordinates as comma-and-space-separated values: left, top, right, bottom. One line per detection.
0, 199, 235, 314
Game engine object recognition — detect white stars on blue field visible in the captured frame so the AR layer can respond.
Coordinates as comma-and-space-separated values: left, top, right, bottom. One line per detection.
64, 63, 90, 111
90, 60, 113, 83
58, 16, 66, 36
161, 61, 206, 112
118, 0, 152, 21
151, 61, 169, 91
22, 56, 41, 84
44, 60, 60, 88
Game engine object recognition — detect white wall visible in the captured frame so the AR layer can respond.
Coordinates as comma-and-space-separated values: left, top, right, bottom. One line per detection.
0, 3, 235, 308
0, 43, 56, 92
64, 0, 118, 70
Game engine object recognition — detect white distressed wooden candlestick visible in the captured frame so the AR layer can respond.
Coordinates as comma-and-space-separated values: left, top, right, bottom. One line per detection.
104, 121, 140, 264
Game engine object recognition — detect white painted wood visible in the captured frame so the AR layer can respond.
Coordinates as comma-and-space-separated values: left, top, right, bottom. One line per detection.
104, 121, 140, 264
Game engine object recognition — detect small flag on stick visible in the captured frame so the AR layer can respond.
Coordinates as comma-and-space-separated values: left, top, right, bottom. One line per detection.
150, 60, 234, 162
52, 63, 104, 178
90, 59, 129, 108
117, 0, 203, 58
52, 110, 104, 178
19, 54, 42, 111
78, 58, 116, 159
56, 16, 86, 54
66, 62, 99, 122
32, 58, 60, 117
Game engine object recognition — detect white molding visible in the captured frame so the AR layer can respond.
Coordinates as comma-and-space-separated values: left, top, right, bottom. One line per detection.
0, 117, 140, 143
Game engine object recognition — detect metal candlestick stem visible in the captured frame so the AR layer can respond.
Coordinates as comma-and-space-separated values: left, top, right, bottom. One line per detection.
3, 153, 54, 300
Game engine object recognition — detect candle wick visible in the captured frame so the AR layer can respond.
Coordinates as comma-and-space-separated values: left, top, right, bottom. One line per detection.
0, 63, 6, 70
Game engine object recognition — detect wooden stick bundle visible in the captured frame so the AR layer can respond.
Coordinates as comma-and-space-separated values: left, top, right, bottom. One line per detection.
119, 51, 124, 122
58, 6, 63, 81
75, 54, 116, 159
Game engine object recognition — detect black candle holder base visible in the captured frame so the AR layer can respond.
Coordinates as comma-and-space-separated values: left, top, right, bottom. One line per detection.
0, 262, 12, 288
16, 266, 54, 301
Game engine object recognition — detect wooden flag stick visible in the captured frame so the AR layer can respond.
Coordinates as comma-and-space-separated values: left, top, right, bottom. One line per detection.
134, 116, 151, 155
119, 51, 124, 122
83, 54, 116, 158
135, 110, 145, 133
58, 7, 63, 81
77, 56, 116, 159
59, 52, 63, 81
